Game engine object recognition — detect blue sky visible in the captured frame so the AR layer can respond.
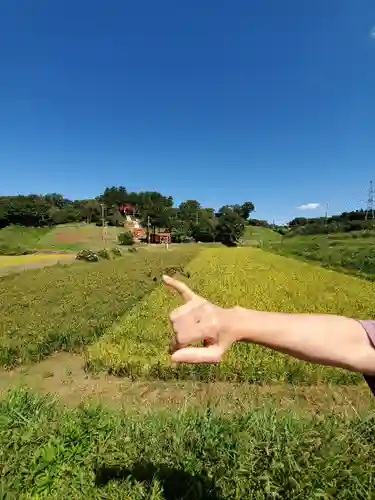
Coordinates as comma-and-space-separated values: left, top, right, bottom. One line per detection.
0, 0, 374, 223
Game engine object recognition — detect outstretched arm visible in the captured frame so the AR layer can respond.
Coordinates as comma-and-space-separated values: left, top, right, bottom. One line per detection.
226, 309, 375, 375
163, 275, 375, 376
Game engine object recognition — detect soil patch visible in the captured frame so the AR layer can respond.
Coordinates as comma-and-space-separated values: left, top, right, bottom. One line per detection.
0, 352, 373, 415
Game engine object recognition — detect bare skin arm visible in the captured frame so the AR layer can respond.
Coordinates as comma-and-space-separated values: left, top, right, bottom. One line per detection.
163, 275, 375, 375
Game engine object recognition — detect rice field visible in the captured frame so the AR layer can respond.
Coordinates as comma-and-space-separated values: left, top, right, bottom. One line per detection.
87, 247, 375, 383
0, 246, 199, 367
0, 253, 74, 268
2, 245, 375, 499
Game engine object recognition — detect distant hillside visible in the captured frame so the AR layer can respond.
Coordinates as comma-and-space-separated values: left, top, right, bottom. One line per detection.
243, 226, 282, 246
265, 231, 375, 281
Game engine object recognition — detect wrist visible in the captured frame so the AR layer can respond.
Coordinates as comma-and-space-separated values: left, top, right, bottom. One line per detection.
222, 306, 255, 344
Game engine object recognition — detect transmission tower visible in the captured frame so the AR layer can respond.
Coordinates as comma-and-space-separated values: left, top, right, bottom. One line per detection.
365, 180, 375, 221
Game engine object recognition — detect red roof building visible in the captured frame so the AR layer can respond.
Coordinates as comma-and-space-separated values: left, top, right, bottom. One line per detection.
150, 233, 171, 244
119, 205, 136, 214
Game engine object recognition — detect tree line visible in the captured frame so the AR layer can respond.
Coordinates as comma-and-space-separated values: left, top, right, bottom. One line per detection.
287, 210, 375, 236
0, 187, 257, 245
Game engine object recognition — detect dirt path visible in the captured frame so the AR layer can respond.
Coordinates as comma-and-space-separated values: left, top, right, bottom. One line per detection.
0, 352, 373, 415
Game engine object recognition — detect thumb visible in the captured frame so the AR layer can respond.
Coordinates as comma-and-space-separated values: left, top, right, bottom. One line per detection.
163, 275, 195, 302
171, 346, 223, 364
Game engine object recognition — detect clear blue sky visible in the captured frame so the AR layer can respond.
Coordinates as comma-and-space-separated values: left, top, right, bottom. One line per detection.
0, 0, 374, 223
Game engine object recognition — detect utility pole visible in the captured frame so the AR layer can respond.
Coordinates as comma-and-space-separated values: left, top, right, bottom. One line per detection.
365, 181, 375, 221
147, 215, 151, 245
100, 203, 106, 245
325, 201, 329, 226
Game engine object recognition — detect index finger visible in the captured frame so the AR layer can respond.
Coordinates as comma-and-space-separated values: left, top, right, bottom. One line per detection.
163, 275, 195, 302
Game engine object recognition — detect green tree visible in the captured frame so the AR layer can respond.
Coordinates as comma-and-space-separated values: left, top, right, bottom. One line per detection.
80, 200, 101, 224
107, 209, 125, 227
240, 201, 255, 220
49, 205, 81, 225
100, 186, 128, 207
4, 195, 51, 227
231, 202, 255, 220
177, 200, 201, 236
0, 198, 9, 228
45, 193, 66, 209
138, 192, 173, 235
192, 211, 217, 242
216, 206, 245, 246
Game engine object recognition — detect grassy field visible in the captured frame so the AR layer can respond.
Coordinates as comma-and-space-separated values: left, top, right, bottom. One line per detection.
267, 231, 375, 280
0, 224, 125, 254
87, 247, 375, 383
0, 225, 50, 254
0, 246, 198, 367
243, 226, 281, 246
37, 224, 124, 251
1, 388, 374, 499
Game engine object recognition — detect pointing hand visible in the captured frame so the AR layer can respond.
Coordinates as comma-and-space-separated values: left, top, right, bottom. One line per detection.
163, 275, 236, 363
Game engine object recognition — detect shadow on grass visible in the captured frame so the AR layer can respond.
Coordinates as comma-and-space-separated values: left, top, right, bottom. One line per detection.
94, 460, 222, 499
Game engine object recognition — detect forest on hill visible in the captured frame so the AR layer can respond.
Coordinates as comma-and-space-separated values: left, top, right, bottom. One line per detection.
0, 187, 260, 245
1, 185, 372, 245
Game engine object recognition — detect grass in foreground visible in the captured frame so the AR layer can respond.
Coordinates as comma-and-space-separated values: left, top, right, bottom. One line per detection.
0, 246, 198, 367
267, 232, 375, 280
0, 388, 374, 499
87, 247, 375, 384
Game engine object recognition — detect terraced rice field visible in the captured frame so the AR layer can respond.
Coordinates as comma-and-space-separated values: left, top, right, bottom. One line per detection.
0, 246, 198, 367
87, 247, 375, 384
0, 254, 74, 268
2, 245, 375, 499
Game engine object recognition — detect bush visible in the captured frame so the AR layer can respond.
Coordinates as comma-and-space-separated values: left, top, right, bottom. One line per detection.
118, 231, 134, 246
97, 248, 111, 260
75, 249, 99, 262
171, 231, 185, 243
171, 232, 194, 243
111, 247, 123, 257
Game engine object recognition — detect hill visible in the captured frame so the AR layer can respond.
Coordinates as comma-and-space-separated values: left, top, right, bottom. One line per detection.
243, 226, 281, 245
267, 231, 375, 280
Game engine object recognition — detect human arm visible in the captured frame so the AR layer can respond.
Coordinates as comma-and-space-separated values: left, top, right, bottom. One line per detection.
163, 275, 375, 376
